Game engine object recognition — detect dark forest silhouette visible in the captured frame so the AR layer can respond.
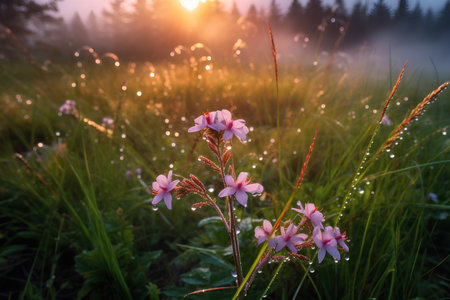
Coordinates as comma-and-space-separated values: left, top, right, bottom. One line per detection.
1, 0, 450, 61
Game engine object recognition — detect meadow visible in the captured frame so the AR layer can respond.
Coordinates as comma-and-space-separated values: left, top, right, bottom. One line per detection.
0, 44, 449, 299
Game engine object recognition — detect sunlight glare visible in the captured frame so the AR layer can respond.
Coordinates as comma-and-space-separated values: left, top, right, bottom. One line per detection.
179, 0, 199, 11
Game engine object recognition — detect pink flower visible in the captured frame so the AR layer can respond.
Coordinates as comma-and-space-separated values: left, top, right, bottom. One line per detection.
102, 117, 114, 129
331, 226, 349, 252
381, 114, 391, 126
188, 110, 219, 132
274, 224, 308, 253
254, 220, 276, 248
151, 170, 179, 210
292, 201, 325, 229
59, 99, 77, 115
218, 172, 263, 207
313, 226, 340, 263
215, 109, 249, 141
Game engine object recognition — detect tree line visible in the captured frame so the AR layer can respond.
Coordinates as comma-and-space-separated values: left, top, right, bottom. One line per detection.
1, 0, 449, 61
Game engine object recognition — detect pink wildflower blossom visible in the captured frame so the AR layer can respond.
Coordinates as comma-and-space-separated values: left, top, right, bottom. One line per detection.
151, 170, 179, 210
59, 100, 77, 115
381, 114, 391, 126
188, 110, 219, 132
313, 226, 340, 263
254, 220, 276, 248
331, 226, 349, 252
274, 224, 308, 253
215, 109, 249, 141
292, 201, 325, 229
102, 117, 114, 129
218, 172, 263, 207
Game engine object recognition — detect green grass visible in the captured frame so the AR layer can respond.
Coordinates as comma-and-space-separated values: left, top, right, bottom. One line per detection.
0, 54, 449, 299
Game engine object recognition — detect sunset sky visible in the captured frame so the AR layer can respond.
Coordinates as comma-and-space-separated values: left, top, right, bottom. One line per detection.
58, 0, 447, 20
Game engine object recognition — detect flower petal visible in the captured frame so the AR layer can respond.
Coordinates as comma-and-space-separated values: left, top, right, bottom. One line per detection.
245, 183, 264, 194
275, 238, 286, 252
156, 174, 169, 187
218, 187, 236, 198
235, 190, 248, 206
267, 238, 276, 249
164, 193, 172, 210
236, 172, 248, 184
152, 182, 160, 190
327, 246, 340, 261
262, 220, 272, 233
188, 124, 205, 132
168, 179, 179, 191
223, 130, 233, 140
318, 248, 326, 263
287, 242, 298, 253
152, 193, 163, 205
224, 175, 235, 187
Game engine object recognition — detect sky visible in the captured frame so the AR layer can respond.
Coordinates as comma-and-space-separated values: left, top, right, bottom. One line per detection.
58, 0, 448, 20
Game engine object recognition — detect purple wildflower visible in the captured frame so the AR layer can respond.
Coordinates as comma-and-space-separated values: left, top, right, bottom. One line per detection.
254, 219, 276, 248
59, 99, 77, 115
331, 226, 349, 252
218, 172, 263, 207
188, 110, 219, 132
215, 109, 249, 141
102, 117, 114, 129
381, 114, 391, 126
274, 224, 308, 253
151, 170, 179, 210
313, 226, 340, 263
292, 201, 325, 229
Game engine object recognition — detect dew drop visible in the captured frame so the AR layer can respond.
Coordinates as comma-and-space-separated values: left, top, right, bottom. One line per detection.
190, 205, 197, 212
231, 271, 237, 278
344, 254, 350, 261
390, 154, 395, 159
311, 246, 315, 250
257, 270, 263, 274
359, 189, 364, 195
308, 260, 313, 265
152, 206, 158, 211
334, 259, 339, 264
309, 268, 315, 273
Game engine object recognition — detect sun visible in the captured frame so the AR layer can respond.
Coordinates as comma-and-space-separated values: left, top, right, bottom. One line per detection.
179, 0, 199, 11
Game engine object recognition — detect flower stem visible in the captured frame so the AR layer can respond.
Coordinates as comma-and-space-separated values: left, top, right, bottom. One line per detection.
216, 139, 243, 296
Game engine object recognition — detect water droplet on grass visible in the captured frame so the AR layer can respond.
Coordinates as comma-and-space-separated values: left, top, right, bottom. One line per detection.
344, 254, 350, 261
152, 206, 158, 211
309, 268, 315, 273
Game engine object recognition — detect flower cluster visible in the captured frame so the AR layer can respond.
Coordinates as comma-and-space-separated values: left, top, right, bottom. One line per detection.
188, 109, 249, 141
102, 117, 114, 129
151, 109, 259, 211
59, 99, 77, 116
254, 201, 349, 264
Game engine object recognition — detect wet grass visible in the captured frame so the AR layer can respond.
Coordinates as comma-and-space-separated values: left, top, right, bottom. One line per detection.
0, 55, 449, 299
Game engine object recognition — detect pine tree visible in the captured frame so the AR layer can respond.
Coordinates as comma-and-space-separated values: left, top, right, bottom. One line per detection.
394, 0, 409, 22
0, 0, 60, 36
346, 1, 367, 45
268, 0, 282, 27
436, 0, 450, 35
231, 1, 240, 19
87, 11, 101, 47
303, 0, 324, 34
285, 0, 303, 31
246, 4, 258, 23
70, 12, 90, 47
369, 0, 391, 32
